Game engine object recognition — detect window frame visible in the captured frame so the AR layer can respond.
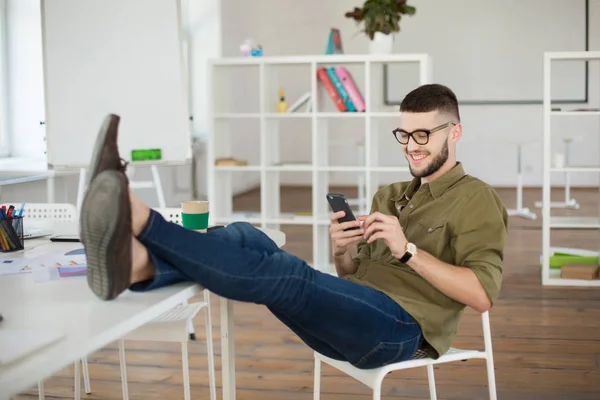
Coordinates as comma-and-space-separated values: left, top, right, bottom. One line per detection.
0, 0, 9, 158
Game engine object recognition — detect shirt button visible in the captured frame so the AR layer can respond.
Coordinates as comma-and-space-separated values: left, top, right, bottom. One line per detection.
428, 227, 433, 232
409, 204, 414, 209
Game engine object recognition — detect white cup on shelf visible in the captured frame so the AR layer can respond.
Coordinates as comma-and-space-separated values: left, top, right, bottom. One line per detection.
554, 153, 565, 168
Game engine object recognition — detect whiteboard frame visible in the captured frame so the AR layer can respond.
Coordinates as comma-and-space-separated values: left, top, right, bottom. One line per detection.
383, 0, 590, 106
39, 0, 192, 169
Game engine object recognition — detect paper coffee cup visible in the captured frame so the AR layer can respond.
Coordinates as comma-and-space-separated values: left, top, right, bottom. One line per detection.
181, 201, 209, 232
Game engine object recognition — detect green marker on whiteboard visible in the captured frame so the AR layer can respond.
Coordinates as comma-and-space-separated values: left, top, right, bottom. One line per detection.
131, 149, 162, 162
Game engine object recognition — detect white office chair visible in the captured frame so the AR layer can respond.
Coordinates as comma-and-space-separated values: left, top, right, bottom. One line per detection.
115, 207, 216, 400
10, 202, 78, 222
313, 311, 497, 400
0, 202, 92, 400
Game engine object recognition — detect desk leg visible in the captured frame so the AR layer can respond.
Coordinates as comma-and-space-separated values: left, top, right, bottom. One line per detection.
221, 297, 236, 400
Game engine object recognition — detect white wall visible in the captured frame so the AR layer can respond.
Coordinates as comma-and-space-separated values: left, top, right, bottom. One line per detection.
6, 0, 46, 159
220, 0, 600, 189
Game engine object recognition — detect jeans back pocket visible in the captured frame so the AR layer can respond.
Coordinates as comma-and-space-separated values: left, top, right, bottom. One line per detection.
352, 335, 422, 369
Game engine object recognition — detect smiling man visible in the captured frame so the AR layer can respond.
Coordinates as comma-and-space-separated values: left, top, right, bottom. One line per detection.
79, 83, 507, 371
331, 83, 508, 361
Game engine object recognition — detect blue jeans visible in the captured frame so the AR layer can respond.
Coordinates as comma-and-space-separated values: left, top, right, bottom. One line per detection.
131, 209, 423, 369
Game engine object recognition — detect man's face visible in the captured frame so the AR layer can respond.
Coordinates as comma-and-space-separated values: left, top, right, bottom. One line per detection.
397, 111, 454, 178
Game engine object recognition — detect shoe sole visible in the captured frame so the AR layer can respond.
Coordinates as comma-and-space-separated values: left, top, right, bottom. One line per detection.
87, 114, 120, 187
81, 170, 131, 300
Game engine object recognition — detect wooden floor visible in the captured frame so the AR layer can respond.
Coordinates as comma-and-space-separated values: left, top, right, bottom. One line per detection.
14, 186, 600, 399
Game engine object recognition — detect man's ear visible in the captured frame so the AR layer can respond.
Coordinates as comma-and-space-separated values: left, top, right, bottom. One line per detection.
450, 123, 462, 143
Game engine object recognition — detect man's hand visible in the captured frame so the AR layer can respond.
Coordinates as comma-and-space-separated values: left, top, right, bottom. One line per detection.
329, 211, 364, 256
362, 212, 407, 258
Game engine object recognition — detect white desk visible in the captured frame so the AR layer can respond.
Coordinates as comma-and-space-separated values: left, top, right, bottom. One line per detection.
0, 158, 80, 203
0, 222, 285, 400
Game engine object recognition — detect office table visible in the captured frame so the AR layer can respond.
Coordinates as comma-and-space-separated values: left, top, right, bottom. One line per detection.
0, 220, 286, 400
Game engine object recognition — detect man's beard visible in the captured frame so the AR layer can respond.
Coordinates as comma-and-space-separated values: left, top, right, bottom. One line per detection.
408, 140, 449, 178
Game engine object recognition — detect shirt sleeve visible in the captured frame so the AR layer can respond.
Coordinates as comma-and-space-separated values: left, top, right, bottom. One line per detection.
451, 187, 508, 306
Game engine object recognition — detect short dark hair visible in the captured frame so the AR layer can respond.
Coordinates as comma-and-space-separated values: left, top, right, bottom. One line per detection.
400, 84, 460, 122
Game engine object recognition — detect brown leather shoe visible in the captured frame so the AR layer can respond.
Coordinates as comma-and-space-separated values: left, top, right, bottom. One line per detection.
87, 114, 128, 186
80, 170, 132, 300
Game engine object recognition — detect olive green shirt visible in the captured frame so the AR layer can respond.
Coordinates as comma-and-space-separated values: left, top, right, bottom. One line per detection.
346, 162, 507, 358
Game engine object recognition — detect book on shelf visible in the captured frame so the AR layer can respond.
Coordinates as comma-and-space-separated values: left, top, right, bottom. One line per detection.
316, 67, 365, 112
335, 67, 365, 112
317, 67, 346, 112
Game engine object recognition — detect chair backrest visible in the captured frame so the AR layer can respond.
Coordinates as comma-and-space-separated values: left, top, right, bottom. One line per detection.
155, 207, 183, 226
0, 203, 78, 222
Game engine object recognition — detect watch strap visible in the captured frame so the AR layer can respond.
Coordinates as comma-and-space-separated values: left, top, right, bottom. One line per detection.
399, 251, 412, 263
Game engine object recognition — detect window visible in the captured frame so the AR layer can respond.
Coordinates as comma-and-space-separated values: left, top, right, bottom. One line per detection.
0, 0, 9, 157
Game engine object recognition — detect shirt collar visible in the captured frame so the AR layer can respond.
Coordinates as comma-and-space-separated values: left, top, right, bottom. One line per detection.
428, 162, 466, 199
395, 162, 466, 201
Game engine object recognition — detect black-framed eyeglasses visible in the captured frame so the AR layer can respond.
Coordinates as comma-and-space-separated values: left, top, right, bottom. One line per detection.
392, 122, 456, 145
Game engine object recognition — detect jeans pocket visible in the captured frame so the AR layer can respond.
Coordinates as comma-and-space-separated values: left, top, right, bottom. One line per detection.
352, 335, 422, 370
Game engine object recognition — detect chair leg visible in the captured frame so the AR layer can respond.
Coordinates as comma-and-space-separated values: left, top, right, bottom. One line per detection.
188, 319, 196, 340
486, 356, 498, 400
184, 298, 196, 340
182, 342, 191, 400
204, 292, 217, 400
118, 340, 130, 400
74, 361, 81, 400
372, 380, 382, 400
81, 357, 91, 394
426, 364, 437, 400
37, 380, 45, 400
313, 357, 321, 400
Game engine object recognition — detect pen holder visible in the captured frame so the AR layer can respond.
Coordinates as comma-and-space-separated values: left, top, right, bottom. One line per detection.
0, 216, 24, 252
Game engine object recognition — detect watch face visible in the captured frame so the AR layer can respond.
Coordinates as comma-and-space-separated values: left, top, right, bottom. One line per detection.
407, 242, 417, 254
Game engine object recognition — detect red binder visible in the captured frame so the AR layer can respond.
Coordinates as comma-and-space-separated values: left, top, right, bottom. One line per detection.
317, 67, 347, 112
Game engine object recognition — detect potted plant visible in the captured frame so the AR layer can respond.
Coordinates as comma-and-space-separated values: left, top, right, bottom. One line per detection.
345, 0, 416, 54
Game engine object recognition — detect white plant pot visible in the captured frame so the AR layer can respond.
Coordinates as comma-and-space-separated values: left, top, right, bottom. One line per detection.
369, 32, 394, 54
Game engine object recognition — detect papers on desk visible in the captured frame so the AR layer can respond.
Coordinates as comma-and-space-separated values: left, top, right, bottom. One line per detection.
0, 248, 87, 282
30, 249, 87, 283
0, 259, 32, 275
0, 329, 64, 365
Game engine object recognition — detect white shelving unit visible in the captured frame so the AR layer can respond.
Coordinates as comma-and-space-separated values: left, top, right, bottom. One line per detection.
541, 51, 600, 286
206, 54, 432, 273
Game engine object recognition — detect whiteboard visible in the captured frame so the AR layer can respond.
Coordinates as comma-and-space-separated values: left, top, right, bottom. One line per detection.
41, 0, 191, 168
384, 0, 589, 104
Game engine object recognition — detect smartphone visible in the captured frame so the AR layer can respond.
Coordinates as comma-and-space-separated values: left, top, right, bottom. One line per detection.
326, 193, 359, 230
50, 234, 81, 243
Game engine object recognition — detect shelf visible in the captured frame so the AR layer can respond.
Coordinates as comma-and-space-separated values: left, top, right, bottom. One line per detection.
264, 113, 311, 119
209, 54, 431, 66
545, 51, 600, 60
266, 164, 312, 172
214, 113, 261, 119
214, 165, 262, 171
208, 54, 432, 271
551, 167, 600, 173
551, 111, 600, 116
549, 217, 600, 229
214, 112, 402, 119
316, 112, 365, 118
541, 51, 600, 287
213, 165, 410, 172
213, 212, 262, 224
213, 213, 314, 225
546, 269, 600, 287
